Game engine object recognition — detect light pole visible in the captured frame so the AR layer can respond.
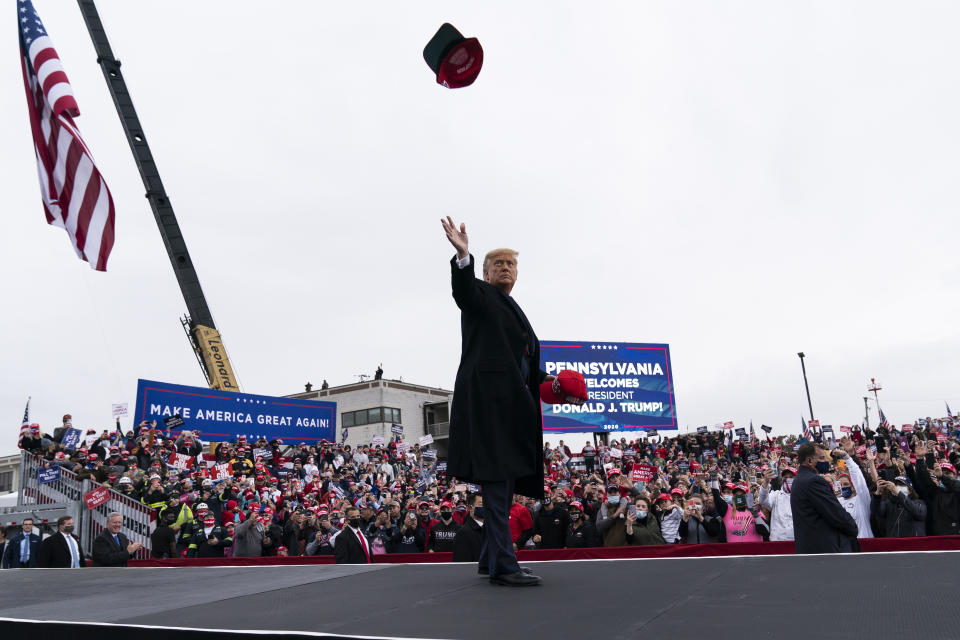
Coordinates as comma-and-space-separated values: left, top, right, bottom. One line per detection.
868, 378, 883, 426
798, 352, 815, 421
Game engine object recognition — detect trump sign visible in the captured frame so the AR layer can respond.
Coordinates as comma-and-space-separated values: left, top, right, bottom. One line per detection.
539, 341, 677, 434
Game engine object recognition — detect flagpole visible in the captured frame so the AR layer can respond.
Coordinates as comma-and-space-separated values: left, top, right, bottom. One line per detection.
868, 379, 883, 426
797, 353, 815, 421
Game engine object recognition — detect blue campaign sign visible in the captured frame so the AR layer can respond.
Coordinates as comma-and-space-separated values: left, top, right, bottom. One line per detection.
37, 466, 61, 484
61, 427, 83, 450
539, 341, 677, 434
133, 379, 336, 443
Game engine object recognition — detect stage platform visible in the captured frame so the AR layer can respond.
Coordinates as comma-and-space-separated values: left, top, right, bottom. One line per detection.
2, 551, 959, 639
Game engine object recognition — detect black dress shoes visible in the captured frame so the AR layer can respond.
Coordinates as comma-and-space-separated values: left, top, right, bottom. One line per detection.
489, 570, 541, 586
478, 566, 533, 576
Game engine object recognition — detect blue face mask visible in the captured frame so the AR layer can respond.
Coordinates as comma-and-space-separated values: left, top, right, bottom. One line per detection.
607, 496, 620, 505
815, 461, 831, 474
840, 487, 853, 499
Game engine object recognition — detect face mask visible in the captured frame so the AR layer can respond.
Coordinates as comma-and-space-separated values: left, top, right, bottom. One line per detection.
569, 512, 580, 521
440, 511, 452, 521
733, 494, 747, 509
840, 487, 853, 499
897, 487, 908, 497
783, 478, 793, 493
472, 507, 485, 520
63, 525, 74, 534
607, 496, 620, 505
637, 510, 648, 519
722, 494, 733, 504
348, 518, 361, 528
815, 461, 831, 474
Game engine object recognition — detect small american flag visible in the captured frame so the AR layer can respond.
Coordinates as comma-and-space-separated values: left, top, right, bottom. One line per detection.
18, 0, 115, 271
801, 415, 811, 441
879, 407, 890, 429
17, 397, 31, 447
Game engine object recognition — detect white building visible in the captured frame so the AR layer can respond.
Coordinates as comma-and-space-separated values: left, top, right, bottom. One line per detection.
0, 454, 21, 495
287, 379, 452, 456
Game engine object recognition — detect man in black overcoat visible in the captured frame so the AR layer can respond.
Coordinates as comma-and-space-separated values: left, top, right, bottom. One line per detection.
441, 217, 552, 586
791, 443, 859, 553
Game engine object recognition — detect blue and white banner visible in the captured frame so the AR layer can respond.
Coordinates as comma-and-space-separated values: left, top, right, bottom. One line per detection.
61, 427, 83, 451
133, 379, 336, 443
540, 341, 677, 434
37, 466, 61, 484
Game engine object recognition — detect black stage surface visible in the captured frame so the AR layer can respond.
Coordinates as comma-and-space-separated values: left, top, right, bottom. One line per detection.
2, 552, 959, 639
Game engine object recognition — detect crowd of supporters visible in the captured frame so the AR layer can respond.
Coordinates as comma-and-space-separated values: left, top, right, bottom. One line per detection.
10, 413, 960, 564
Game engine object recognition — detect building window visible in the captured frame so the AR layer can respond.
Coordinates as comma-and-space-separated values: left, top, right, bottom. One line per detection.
341, 407, 401, 427
0, 471, 12, 493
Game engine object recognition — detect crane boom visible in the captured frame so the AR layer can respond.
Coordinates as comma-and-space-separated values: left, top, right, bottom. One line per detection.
77, 0, 239, 391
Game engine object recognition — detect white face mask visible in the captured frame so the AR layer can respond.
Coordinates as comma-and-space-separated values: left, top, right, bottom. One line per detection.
898, 486, 909, 497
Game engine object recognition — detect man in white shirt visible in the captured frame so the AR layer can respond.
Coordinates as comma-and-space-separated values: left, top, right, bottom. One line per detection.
38, 516, 85, 568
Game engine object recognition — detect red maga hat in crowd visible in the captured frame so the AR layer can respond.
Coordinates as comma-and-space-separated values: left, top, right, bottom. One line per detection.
540, 370, 589, 406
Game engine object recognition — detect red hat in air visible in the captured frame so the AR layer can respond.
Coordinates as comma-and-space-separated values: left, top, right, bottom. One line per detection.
540, 370, 589, 406
423, 23, 483, 89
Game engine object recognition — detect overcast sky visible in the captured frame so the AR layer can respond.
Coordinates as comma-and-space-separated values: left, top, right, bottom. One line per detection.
2, 1, 958, 456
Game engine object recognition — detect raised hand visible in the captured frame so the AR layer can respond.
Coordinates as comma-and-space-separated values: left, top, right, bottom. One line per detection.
441, 216, 469, 259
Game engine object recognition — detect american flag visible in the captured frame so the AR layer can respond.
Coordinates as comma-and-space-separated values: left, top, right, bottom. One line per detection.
18, 0, 115, 271
879, 407, 889, 429
801, 415, 811, 441
17, 397, 31, 447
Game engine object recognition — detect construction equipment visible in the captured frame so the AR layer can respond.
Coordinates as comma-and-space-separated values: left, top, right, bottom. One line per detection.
76, 1, 239, 391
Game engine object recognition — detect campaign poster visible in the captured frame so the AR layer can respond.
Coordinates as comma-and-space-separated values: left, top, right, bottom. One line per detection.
133, 379, 336, 443
540, 341, 677, 434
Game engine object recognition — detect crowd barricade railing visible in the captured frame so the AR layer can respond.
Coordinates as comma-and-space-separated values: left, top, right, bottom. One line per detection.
126, 534, 960, 567
18, 451, 86, 506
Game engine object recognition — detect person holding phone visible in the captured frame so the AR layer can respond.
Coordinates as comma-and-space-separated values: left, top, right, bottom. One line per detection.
625, 497, 665, 546
679, 494, 720, 544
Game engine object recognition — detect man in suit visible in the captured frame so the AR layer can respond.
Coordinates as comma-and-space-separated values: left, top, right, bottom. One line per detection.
2, 517, 41, 568
791, 443, 859, 553
38, 515, 85, 568
440, 217, 551, 586
91, 512, 143, 567
452, 493, 484, 563
334, 507, 373, 564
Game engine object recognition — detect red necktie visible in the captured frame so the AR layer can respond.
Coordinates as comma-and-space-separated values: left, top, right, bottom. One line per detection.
357, 529, 370, 563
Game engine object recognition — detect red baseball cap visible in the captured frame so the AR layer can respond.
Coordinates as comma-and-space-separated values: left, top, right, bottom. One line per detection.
422, 23, 483, 89
655, 493, 672, 502
941, 463, 956, 474
440, 501, 453, 508
539, 370, 589, 405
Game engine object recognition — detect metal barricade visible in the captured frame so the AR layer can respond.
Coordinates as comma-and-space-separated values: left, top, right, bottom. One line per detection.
18, 451, 86, 506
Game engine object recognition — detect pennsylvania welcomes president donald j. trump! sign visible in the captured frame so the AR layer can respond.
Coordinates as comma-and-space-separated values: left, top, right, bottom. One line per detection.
133, 379, 336, 443
539, 341, 677, 434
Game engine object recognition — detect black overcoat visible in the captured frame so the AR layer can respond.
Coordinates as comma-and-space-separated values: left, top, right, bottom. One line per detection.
790, 465, 859, 553
447, 255, 545, 498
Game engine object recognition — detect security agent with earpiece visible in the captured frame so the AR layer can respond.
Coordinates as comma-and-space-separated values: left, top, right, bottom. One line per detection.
790, 443, 859, 553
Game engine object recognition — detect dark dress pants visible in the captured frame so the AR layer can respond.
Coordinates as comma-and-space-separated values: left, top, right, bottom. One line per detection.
479, 478, 521, 577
